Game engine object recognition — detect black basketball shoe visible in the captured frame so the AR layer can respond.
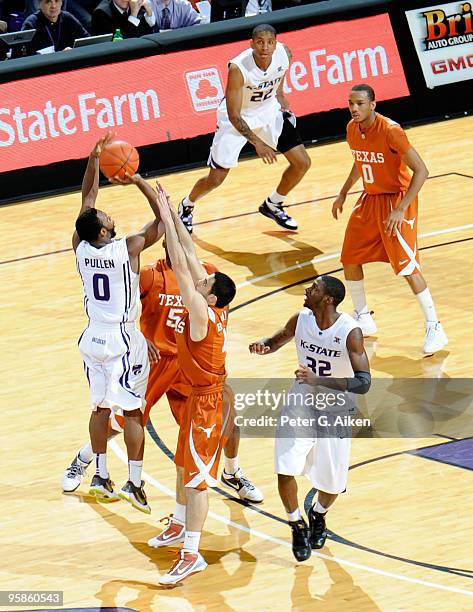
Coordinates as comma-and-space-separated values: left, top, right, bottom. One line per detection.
178, 199, 194, 234
289, 518, 311, 561
89, 474, 120, 502
307, 507, 327, 549
119, 480, 151, 514
258, 200, 298, 230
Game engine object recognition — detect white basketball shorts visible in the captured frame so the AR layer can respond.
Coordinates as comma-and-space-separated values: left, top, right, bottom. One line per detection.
274, 415, 351, 495
79, 322, 149, 414
208, 110, 283, 169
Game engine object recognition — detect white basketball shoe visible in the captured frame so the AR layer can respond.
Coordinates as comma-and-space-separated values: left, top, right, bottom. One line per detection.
423, 321, 448, 354
159, 550, 207, 586
221, 468, 264, 503
62, 454, 91, 492
351, 309, 378, 337
148, 515, 185, 548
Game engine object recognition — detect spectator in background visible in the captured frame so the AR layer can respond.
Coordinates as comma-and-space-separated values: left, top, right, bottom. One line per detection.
24, 0, 100, 31
92, 0, 156, 37
19, 0, 88, 55
153, 0, 200, 31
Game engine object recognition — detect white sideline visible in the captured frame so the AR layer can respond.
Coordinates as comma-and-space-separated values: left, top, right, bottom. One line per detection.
235, 223, 473, 290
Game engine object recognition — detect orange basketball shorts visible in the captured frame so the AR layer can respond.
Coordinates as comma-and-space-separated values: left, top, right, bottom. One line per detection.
112, 355, 189, 431
175, 384, 231, 490
341, 192, 420, 276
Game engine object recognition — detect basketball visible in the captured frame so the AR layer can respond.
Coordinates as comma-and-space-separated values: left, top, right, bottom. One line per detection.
99, 140, 139, 180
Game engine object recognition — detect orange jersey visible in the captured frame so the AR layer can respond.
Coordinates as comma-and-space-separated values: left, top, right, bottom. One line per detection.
175, 306, 228, 388
140, 259, 217, 356
347, 113, 412, 194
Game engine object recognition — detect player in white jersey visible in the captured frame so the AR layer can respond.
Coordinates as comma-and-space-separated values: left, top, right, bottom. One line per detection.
249, 275, 370, 561
73, 133, 163, 513
178, 24, 311, 233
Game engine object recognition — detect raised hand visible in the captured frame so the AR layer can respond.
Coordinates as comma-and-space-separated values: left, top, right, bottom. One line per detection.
109, 172, 142, 185
91, 131, 115, 158
155, 182, 172, 221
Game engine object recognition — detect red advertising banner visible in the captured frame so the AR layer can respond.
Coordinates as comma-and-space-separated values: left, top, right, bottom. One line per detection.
0, 14, 408, 173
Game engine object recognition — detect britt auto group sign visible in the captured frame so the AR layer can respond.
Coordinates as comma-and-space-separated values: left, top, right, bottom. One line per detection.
0, 14, 408, 173
406, 2, 473, 87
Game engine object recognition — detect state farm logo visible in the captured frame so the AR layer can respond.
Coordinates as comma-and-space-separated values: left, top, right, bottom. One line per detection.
185, 68, 224, 112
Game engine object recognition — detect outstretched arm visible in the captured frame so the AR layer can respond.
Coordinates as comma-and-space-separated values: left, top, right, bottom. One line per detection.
121, 175, 164, 260
72, 132, 114, 251
155, 185, 209, 341
160, 186, 207, 283
249, 313, 299, 355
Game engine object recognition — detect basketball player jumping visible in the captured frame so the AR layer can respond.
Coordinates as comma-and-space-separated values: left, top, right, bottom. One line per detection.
333, 84, 448, 354
178, 23, 311, 233
63, 238, 263, 522
250, 276, 370, 562
155, 184, 237, 585
73, 134, 162, 513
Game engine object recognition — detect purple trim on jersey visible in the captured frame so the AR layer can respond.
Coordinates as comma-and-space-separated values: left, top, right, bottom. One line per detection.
122, 263, 128, 322
118, 322, 140, 399
121, 261, 133, 323
125, 261, 132, 314
83, 362, 90, 386
208, 154, 225, 170
76, 258, 90, 318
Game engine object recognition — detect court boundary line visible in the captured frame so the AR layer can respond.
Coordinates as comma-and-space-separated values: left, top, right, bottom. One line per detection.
1, 173, 472, 266
231, 233, 473, 311
109, 439, 473, 597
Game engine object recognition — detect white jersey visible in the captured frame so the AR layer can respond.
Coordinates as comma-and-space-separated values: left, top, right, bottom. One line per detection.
218, 42, 289, 127
76, 238, 140, 325
295, 309, 359, 379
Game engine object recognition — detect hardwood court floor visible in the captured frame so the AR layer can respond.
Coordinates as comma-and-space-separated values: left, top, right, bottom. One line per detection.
1, 116, 473, 611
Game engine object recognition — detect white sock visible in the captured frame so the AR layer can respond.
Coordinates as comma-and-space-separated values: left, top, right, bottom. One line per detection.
224, 456, 239, 474
416, 288, 438, 323
78, 443, 93, 464
314, 501, 327, 514
128, 459, 143, 487
173, 502, 186, 523
346, 280, 368, 314
183, 531, 201, 553
94, 453, 108, 479
182, 196, 194, 208
286, 508, 301, 522
266, 190, 287, 211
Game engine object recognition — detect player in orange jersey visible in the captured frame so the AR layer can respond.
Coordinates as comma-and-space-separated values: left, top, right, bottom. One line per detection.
63, 183, 262, 514
332, 83, 448, 354
155, 183, 236, 586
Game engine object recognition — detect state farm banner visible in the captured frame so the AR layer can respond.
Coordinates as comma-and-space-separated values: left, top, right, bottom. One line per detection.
0, 14, 408, 173
406, 2, 473, 87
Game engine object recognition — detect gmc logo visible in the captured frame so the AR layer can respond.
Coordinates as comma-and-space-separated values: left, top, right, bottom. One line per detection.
431, 54, 473, 73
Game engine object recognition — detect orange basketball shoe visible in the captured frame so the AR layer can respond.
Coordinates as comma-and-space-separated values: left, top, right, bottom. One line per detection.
159, 550, 207, 586
148, 515, 185, 548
